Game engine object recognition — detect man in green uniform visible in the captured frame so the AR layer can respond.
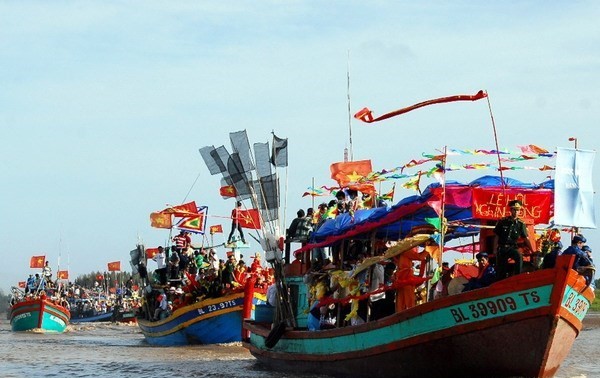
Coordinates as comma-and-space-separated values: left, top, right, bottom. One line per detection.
493, 200, 534, 280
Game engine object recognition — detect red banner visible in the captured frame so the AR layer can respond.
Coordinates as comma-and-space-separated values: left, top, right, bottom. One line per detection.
30, 255, 46, 269
471, 188, 553, 223
108, 261, 121, 272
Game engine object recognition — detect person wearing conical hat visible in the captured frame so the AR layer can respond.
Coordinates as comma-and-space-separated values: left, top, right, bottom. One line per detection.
493, 200, 533, 280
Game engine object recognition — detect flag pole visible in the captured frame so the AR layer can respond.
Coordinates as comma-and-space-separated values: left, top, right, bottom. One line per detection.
485, 92, 506, 190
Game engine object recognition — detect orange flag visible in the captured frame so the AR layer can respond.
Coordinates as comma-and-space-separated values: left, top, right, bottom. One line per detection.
57, 270, 69, 280
18, 281, 26, 288
150, 212, 172, 229
210, 224, 223, 234
108, 261, 121, 272
30, 255, 46, 269
145, 248, 159, 259
219, 185, 237, 198
238, 209, 261, 229
161, 201, 198, 217
330, 159, 373, 186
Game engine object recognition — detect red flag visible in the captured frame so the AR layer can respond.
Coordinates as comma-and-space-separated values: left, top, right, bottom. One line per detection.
238, 209, 261, 229
30, 255, 46, 269
108, 261, 121, 272
96, 274, 104, 281
150, 212, 172, 229
57, 270, 69, 280
354, 90, 487, 123
161, 201, 198, 217
145, 248, 159, 259
219, 185, 237, 198
330, 160, 373, 186
210, 224, 223, 234
18, 281, 26, 288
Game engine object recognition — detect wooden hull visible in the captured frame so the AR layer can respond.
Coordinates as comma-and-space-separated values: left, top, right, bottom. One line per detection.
243, 257, 594, 377
10, 298, 70, 333
138, 291, 266, 346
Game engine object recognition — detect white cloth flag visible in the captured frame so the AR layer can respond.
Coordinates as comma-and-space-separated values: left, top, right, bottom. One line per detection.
554, 147, 596, 228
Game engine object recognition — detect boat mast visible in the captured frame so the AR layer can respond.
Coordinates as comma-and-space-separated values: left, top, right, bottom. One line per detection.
346, 49, 353, 162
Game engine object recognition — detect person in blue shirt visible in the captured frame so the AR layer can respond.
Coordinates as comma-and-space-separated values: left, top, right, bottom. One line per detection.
463, 252, 496, 291
562, 235, 594, 284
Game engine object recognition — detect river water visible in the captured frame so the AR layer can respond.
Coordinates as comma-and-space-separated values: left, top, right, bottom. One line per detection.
1, 315, 599, 378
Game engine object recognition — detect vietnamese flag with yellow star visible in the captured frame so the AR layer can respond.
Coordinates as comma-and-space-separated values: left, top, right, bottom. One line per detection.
219, 185, 237, 198
330, 159, 372, 187
30, 255, 46, 269
108, 261, 121, 272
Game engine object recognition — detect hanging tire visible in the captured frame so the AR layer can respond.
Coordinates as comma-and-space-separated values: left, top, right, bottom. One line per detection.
264, 321, 286, 348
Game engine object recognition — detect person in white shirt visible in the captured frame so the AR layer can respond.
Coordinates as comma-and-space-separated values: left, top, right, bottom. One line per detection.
152, 246, 168, 285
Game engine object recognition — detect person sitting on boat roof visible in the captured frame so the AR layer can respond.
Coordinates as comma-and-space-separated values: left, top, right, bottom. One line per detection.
562, 235, 595, 284
335, 190, 348, 214
463, 253, 496, 292
493, 200, 533, 280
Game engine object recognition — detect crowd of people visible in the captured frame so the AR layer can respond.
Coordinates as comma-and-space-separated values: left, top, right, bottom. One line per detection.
139, 230, 274, 322
289, 197, 595, 331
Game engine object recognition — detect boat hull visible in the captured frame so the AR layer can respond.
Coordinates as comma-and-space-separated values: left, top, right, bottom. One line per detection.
138, 291, 266, 346
10, 298, 70, 333
70, 311, 113, 323
244, 257, 594, 378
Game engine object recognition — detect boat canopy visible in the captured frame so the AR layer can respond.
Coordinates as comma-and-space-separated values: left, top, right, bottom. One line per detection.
296, 175, 553, 255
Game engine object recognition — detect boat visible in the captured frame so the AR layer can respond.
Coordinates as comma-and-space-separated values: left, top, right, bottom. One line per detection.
69, 298, 113, 323
244, 254, 593, 377
9, 289, 70, 333
243, 167, 596, 377
137, 288, 266, 346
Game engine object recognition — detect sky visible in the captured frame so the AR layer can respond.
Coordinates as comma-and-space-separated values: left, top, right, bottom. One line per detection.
1, 2, 599, 293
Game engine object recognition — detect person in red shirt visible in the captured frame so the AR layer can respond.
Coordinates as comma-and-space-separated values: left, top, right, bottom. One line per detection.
227, 201, 246, 244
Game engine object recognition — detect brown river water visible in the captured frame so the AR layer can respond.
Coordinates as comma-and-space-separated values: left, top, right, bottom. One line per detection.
1, 314, 598, 378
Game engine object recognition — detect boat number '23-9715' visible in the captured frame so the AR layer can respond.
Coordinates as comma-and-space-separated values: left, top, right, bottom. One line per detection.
197, 299, 240, 316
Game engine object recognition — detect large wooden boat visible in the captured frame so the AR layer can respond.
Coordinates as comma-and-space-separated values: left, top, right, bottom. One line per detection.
10, 295, 70, 333
244, 254, 594, 377
243, 168, 597, 377
138, 289, 266, 346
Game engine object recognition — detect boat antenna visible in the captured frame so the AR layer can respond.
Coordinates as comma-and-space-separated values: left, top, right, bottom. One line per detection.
485, 92, 506, 190
346, 49, 353, 162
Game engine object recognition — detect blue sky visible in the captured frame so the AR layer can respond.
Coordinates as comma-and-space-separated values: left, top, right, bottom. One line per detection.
1, 2, 599, 292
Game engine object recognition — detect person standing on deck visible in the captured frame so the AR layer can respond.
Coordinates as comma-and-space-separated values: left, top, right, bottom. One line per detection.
493, 200, 533, 280
392, 246, 430, 312
152, 246, 168, 285
227, 201, 246, 245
